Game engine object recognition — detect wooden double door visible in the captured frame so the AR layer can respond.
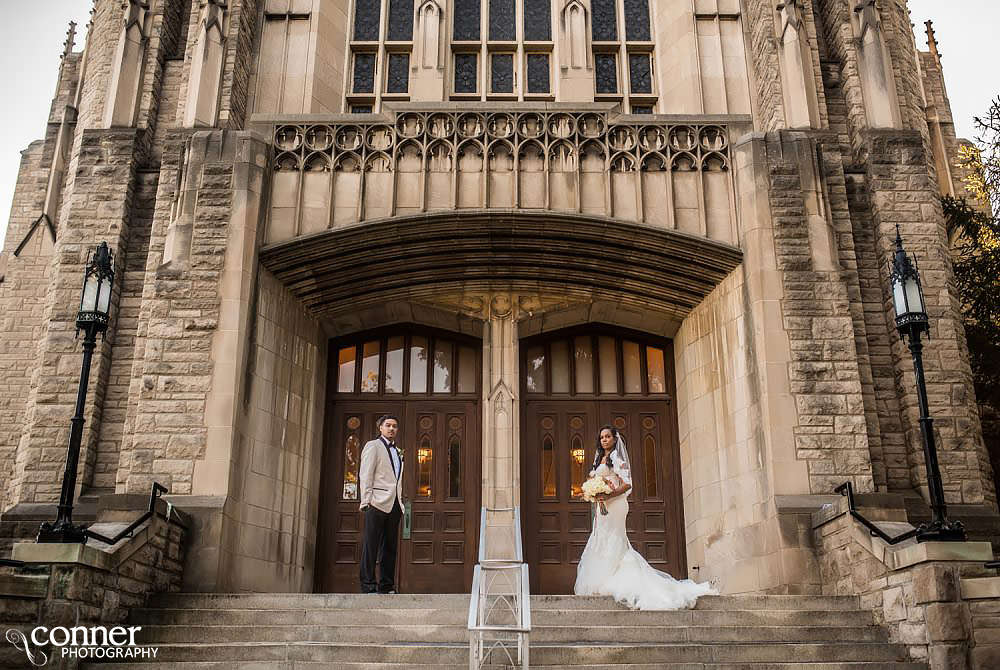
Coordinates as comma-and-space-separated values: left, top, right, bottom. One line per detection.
521, 400, 685, 594
315, 401, 481, 593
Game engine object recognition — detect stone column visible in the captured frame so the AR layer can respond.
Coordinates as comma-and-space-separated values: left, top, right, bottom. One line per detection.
104, 0, 152, 128
482, 294, 519, 511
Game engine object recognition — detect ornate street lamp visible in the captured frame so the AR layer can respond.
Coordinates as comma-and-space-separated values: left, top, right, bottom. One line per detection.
37, 242, 115, 543
889, 229, 966, 542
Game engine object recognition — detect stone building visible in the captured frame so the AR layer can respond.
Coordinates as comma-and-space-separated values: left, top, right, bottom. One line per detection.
0, 0, 996, 603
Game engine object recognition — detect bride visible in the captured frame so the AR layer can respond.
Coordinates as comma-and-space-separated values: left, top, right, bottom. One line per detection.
574, 425, 717, 610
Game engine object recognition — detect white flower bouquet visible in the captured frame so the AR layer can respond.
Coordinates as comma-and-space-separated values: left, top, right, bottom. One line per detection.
581, 474, 613, 515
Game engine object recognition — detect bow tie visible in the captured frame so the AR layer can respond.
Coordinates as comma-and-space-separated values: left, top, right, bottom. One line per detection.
388, 443, 396, 449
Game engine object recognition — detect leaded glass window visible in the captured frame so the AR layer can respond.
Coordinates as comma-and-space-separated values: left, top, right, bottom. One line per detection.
624, 0, 650, 41
523, 0, 551, 41
454, 0, 481, 40
353, 0, 381, 40
350, 104, 373, 113
353, 53, 376, 94
526, 53, 550, 94
629, 53, 651, 94
631, 105, 653, 114
591, 0, 617, 41
387, 0, 414, 40
454, 53, 478, 93
491, 53, 514, 93
595, 53, 618, 94
489, 0, 516, 41
386, 52, 410, 93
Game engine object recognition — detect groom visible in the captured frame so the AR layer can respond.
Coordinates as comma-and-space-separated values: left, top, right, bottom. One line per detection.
358, 414, 405, 594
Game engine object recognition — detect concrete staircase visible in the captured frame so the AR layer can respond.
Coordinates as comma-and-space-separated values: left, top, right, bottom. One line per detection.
77, 592, 927, 669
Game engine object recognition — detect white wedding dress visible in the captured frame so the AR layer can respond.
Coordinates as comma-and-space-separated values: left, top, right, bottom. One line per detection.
574, 459, 717, 610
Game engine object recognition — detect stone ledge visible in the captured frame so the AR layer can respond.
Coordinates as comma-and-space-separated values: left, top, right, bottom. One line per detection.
889, 541, 993, 570
0, 572, 48, 598
961, 576, 1000, 600
11, 540, 113, 571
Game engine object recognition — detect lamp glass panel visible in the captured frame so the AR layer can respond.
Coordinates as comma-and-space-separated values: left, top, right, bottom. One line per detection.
81, 274, 99, 312
97, 279, 112, 315
905, 278, 924, 313
892, 281, 907, 316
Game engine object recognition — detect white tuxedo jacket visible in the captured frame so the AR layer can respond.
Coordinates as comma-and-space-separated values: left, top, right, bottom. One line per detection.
359, 438, 404, 514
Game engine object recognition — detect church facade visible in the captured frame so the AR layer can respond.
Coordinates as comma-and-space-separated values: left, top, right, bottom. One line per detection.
0, 0, 992, 596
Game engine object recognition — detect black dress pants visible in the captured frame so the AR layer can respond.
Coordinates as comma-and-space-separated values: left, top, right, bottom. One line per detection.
360, 500, 402, 593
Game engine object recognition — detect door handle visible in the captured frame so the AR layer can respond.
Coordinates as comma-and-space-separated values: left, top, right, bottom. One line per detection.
402, 500, 412, 539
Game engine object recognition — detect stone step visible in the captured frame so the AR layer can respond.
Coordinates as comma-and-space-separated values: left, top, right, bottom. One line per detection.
82, 664, 927, 670
132, 606, 874, 628
134, 623, 886, 645
82, 664, 926, 670
79, 641, 911, 664
147, 593, 860, 612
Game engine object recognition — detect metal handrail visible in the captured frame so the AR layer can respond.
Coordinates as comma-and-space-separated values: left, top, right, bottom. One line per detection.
84, 483, 188, 546
468, 505, 530, 669
834, 481, 919, 545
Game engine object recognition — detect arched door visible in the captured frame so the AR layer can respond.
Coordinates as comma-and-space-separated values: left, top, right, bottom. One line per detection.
315, 328, 481, 593
520, 328, 685, 594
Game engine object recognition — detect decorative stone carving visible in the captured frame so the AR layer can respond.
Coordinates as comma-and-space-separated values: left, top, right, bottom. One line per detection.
415, 0, 442, 69
183, 0, 229, 127
852, 0, 901, 128
103, 0, 152, 127
265, 109, 734, 243
775, 0, 820, 128
559, 0, 589, 69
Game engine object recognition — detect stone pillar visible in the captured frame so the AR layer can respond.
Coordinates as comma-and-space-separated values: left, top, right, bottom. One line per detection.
775, 1, 820, 129
482, 294, 519, 511
104, 0, 152, 128
860, 130, 995, 508
183, 0, 229, 127
851, 0, 901, 129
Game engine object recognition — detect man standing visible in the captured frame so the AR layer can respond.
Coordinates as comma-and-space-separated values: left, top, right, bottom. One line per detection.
358, 414, 405, 594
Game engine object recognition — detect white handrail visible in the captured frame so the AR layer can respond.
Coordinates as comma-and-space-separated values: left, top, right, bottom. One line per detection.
468, 506, 530, 669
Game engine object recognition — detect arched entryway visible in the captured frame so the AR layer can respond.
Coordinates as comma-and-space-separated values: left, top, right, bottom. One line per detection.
520, 326, 685, 594
314, 326, 482, 593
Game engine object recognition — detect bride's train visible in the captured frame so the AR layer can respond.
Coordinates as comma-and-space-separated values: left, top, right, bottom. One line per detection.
574, 464, 717, 610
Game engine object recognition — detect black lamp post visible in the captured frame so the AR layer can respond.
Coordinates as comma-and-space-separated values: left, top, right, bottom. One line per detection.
889, 229, 966, 542
37, 242, 115, 544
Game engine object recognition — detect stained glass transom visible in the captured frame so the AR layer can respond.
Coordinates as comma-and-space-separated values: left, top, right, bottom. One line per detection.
454, 53, 478, 93
591, 0, 617, 41
595, 53, 618, 94
526, 53, 549, 93
387, 0, 414, 40
353, 0, 381, 40
353, 53, 376, 94
489, 0, 515, 41
629, 53, 651, 94
387, 52, 410, 93
491, 53, 514, 93
523, 0, 551, 41
454, 0, 481, 40
624, 0, 650, 41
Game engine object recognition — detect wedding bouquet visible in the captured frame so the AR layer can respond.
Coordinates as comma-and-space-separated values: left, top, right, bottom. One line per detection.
581, 475, 613, 515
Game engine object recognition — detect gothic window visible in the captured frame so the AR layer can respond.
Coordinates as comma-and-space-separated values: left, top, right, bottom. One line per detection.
489, 0, 515, 41
591, 0, 617, 41
386, 52, 410, 93
387, 0, 414, 40
629, 53, 651, 94
354, 0, 381, 40
348, 0, 415, 110
454, 0, 481, 40
353, 53, 376, 93
523, 0, 550, 41
526, 53, 550, 93
623, 0, 650, 41
449, 0, 554, 100
454, 53, 479, 93
595, 53, 618, 94
592, 0, 656, 111
491, 53, 514, 93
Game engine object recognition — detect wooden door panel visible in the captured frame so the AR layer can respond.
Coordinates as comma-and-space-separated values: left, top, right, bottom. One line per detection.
315, 400, 479, 593
522, 400, 685, 594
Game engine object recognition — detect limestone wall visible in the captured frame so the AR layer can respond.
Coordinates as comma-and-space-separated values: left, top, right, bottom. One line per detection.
224, 267, 326, 592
